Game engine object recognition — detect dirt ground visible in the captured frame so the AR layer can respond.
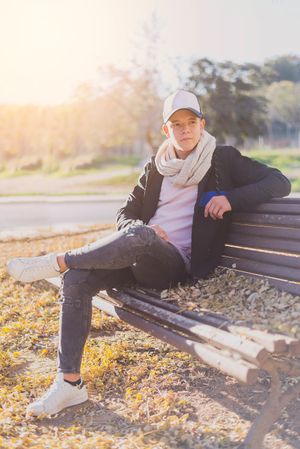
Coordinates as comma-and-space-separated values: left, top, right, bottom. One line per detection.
0, 226, 299, 449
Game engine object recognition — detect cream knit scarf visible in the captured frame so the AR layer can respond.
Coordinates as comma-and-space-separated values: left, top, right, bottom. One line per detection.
155, 130, 216, 187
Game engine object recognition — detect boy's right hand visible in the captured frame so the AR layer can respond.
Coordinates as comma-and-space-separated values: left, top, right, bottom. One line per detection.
204, 195, 232, 220
148, 224, 169, 242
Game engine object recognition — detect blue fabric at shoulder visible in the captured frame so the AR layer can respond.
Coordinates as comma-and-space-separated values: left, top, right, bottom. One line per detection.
199, 191, 227, 207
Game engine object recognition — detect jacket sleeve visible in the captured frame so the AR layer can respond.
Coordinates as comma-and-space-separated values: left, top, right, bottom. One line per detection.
224, 147, 291, 211
116, 160, 152, 230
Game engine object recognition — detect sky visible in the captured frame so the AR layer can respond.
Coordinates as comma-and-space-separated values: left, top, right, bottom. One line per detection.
0, 0, 299, 105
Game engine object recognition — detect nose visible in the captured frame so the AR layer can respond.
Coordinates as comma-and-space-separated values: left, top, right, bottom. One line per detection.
182, 123, 190, 132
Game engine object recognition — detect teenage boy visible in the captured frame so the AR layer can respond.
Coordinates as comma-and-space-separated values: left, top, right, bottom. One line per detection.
7, 90, 291, 416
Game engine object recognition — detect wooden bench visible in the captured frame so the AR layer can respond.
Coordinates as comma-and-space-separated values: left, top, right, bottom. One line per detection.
221, 197, 300, 296
47, 197, 300, 449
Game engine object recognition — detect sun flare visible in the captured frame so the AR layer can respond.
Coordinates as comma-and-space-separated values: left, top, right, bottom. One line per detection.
0, 0, 138, 104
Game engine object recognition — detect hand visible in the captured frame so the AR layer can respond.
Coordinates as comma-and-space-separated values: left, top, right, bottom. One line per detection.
204, 195, 232, 220
149, 224, 169, 241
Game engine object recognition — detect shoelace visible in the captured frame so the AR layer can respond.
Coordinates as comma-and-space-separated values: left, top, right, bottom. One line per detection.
25, 264, 48, 272
24, 258, 53, 272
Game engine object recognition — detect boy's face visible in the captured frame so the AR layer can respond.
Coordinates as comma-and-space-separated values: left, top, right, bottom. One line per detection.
162, 109, 205, 157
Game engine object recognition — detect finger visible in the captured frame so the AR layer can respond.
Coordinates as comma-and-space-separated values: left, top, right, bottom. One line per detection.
208, 205, 218, 219
157, 230, 167, 240
209, 210, 217, 220
162, 231, 169, 241
214, 206, 224, 219
211, 207, 223, 220
157, 227, 167, 239
216, 208, 224, 219
204, 199, 213, 217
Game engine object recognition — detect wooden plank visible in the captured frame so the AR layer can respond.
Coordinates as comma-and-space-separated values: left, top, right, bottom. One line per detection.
125, 289, 288, 353
232, 213, 300, 228
224, 246, 300, 269
47, 274, 296, 355
221, 256, 300, 282
92, 296, 259, 385
227, 233, 300, 254
229, 328, 287, 353
108, 289, 268, 365
282, 336, 300, 356
229, 223, 300, 242
125, 288, 232, 326
249, 203, 300, 214
255, 198, 300, 205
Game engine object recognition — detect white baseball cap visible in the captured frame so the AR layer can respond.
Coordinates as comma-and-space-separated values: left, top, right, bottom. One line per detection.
163, 89, 203, 123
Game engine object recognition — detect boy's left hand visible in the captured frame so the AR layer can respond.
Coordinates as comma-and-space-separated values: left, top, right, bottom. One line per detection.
204, 195, 232, 220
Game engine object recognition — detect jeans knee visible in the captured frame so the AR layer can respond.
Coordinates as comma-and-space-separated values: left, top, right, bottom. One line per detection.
124, 224, 156, 246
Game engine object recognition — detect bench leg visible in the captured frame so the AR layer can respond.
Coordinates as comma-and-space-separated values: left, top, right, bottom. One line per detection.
239, 367, 300, 449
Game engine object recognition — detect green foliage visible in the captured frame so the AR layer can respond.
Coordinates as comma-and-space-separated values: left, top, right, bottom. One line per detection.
265, 81, 300, 128
0, 155, 141, 178
89, 171, 140, 187
104, 155, 141, 167
243, 148, 300, 192
265, 55, 300, 82
291, 178, 300, 192
186, 59, 267, 145
244, 149, 300, 169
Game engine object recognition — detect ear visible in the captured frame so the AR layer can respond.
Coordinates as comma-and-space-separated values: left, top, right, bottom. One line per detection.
200, 118, 206, 131
162, 124, 169, 138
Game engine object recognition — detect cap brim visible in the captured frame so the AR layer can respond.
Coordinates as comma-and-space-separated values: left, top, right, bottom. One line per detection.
164, 107, 203, 123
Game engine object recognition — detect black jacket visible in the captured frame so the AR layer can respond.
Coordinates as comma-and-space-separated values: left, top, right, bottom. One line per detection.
116, 146, 291, 280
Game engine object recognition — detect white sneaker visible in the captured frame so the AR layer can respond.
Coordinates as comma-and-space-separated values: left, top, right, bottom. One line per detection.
27, 373, 88, 417
7, 253, 60, 283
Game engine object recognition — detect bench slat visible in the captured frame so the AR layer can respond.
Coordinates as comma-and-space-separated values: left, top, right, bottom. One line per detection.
125, 288, 289, 353
224, 246, 300, 269
253, 198, 300, 205
221, 255, 300, 282
108, 290, 268, 365
250, 203, 300, 214
232, 213, 300, 228
229, 222, 300, 241
227, 233, 300, 254
92, 295, 260, 385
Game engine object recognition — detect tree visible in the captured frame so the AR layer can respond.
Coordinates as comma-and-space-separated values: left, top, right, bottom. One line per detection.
95, 14, 164, 153
186, 59, 267, 145
265, 55, 300, 83
266, 81, 300, 137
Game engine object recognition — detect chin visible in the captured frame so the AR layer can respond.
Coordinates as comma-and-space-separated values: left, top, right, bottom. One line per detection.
180, 145, 195, 153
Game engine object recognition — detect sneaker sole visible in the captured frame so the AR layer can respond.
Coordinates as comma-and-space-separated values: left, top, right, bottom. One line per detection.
27, 395, 89, 417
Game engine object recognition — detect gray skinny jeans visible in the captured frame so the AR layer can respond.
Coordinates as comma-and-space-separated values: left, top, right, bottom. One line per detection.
57, 224, 187, 373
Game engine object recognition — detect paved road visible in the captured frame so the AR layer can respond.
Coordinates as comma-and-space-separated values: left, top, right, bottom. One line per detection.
1, 193, 299, 239
0, 196, 126, 238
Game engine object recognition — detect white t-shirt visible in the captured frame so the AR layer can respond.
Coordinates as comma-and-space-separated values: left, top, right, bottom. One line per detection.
148, 177, 198, 269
